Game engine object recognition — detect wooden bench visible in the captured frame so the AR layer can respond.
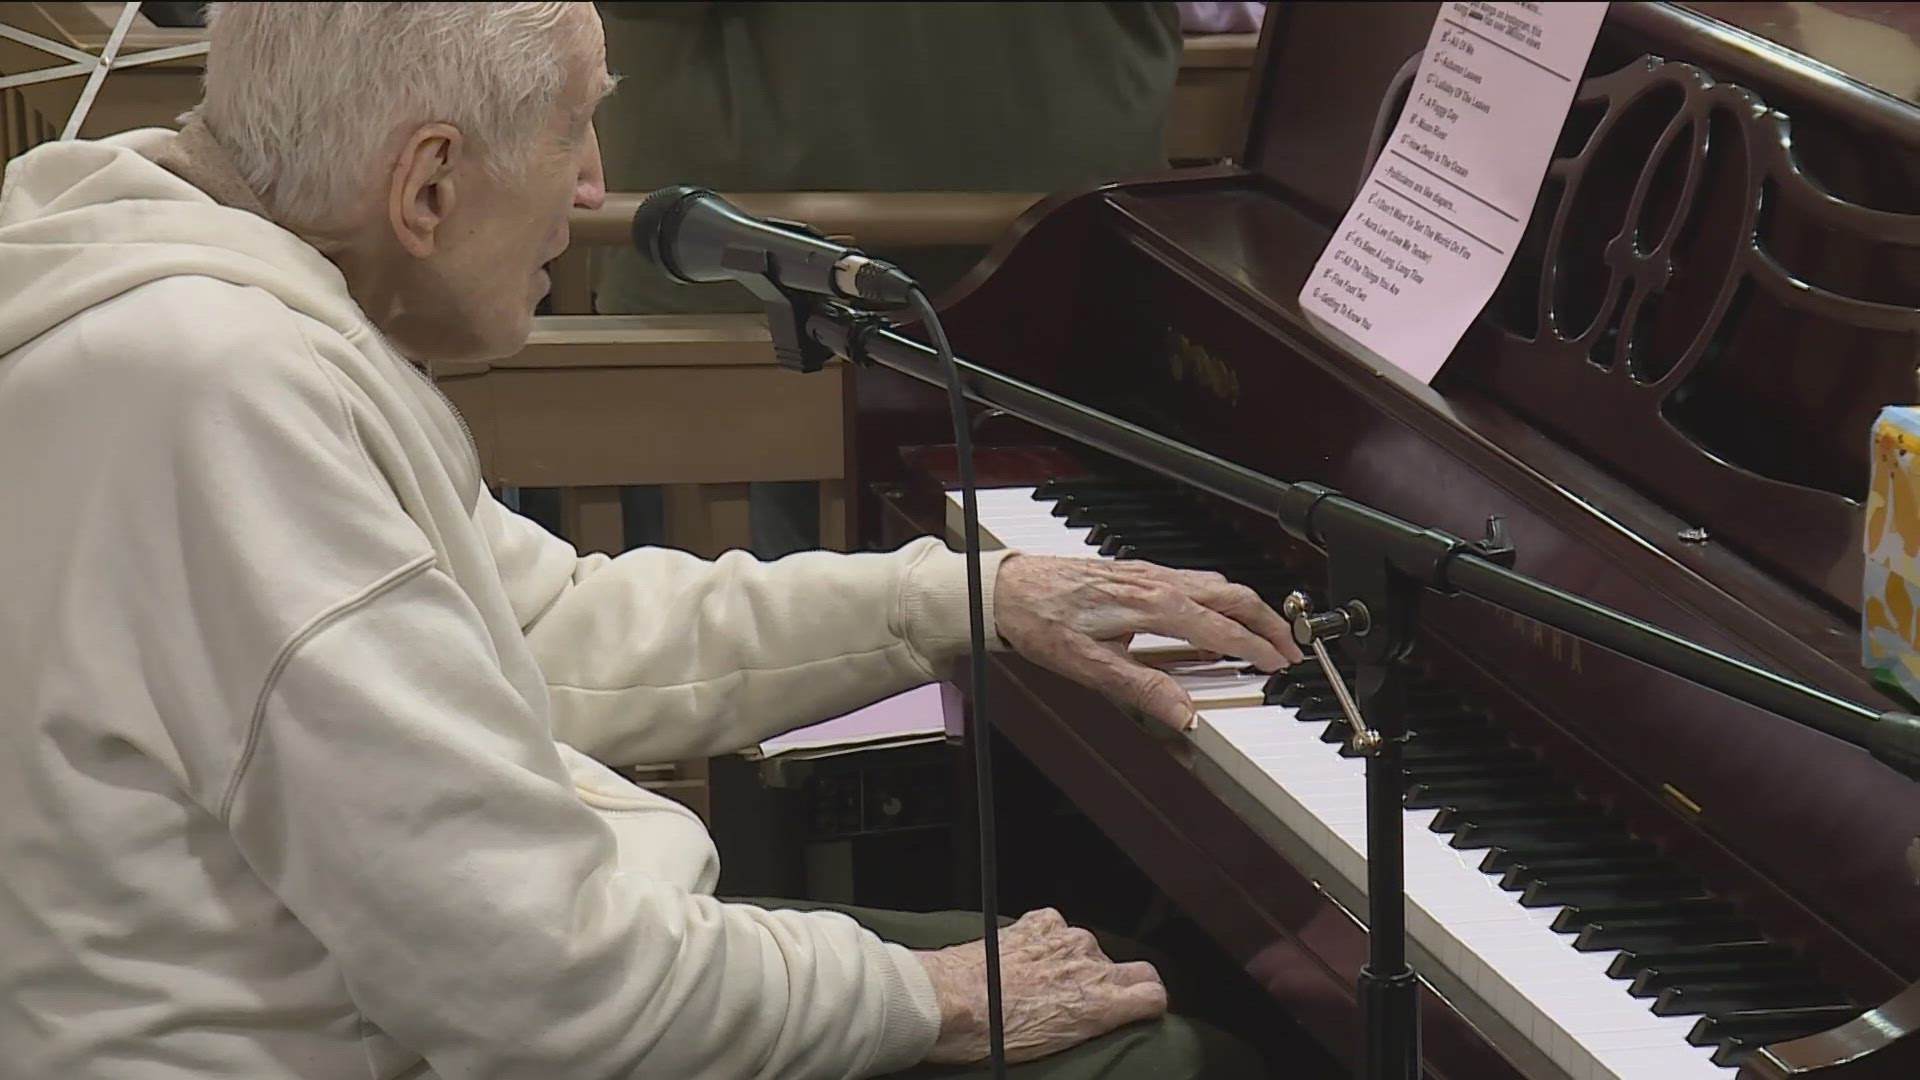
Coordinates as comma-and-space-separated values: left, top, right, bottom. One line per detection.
435, 312, 851, 560
518, 192, 1040, 554
1166, 33, 1259, 163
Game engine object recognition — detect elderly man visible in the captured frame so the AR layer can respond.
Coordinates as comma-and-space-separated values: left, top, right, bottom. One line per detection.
0, 4, 1297, 1078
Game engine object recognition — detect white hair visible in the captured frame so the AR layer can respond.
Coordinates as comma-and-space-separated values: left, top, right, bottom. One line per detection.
193, 2, 581, 229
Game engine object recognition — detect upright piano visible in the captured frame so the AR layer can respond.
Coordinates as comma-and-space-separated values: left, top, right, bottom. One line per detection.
854, 3, 1920, 1078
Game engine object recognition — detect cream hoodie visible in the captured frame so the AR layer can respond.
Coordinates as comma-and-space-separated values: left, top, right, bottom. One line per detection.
0, 128, 1012, 1079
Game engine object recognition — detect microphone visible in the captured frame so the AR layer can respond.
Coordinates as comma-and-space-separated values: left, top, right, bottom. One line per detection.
629, 186, 917, 309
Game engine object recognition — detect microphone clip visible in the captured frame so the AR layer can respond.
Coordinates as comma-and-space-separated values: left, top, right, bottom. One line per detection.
726, 246, 841, 374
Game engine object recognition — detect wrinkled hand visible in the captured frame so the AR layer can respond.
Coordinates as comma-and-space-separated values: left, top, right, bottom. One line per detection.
915, 908, 1167, 1065
993, 555, 1304, 731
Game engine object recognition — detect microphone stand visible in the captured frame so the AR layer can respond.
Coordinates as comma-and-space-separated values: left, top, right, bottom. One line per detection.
780, 297, 1920, 1080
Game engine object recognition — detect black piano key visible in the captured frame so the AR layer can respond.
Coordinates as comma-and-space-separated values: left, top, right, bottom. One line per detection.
1410, 772, 1547, 800
1047, 488, 1186, 509
1054, 495, 1190, 522
1399, 759, 1542, 785
1406, 690, 1473, 713
1628, 958, 1810, 998
1400, 728, 1519, 752
1055, 487, 1186, 507
1606, 940, 1787, 980
1083, 519, 1213, 543
1430, 802, 1600, 834
1405, 779, 1565, 810
1054, 499, 1160, 525
1705, 1008, 1865, 1069
1413, 776, 1576, 805
1105, 534, 1267, 557
1479, 838, 1654, 873
1402, 726, 1512, 750
1031, 477, 1160, 501
1098, 536, 1169, 557
1651, 980, 1848, 1017
1283, 656, 1352, 682
1573, 916, 1755, 953
1687, 1004, 1859, 1049
1518, 872, 1706, 909
1098, 534, 1248, 558
1550, 897, 1738, 934
1087, 520, 1163, 546
1499, 858, 1680, 898
1066, 506, 1188, 530
1297, 702, 1348, 725
1107, 535, 1265, 557
1107, 552, 1272, 573
1449, 819, 1630, 852
1393, 745, 1544, 769
1264, 676, 1311, 708
1267, 673, 1345, 706
1401, 708, 1491, 731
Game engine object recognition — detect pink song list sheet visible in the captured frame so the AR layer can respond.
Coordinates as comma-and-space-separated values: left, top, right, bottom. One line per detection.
1300, 2, 1608, 382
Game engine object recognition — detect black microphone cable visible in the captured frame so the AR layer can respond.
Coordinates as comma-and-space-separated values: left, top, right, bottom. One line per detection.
626, 186, 1009, 1071
909, 286, 1008, 1080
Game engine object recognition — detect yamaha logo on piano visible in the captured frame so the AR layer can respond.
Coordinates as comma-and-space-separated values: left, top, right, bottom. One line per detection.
1490, 601, 1584, 674
1162, 326, 1240, 406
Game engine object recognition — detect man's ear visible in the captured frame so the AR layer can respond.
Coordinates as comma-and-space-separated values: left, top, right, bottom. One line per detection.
388, 122, 462, 258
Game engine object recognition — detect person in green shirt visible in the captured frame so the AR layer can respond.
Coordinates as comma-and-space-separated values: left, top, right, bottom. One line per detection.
593, 1, 1183, 556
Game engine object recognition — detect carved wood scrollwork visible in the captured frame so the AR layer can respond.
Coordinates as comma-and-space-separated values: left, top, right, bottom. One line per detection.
1458, 56, 1920, 612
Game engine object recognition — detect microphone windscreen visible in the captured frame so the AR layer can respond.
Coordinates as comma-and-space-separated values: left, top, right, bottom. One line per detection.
628, 185, 711, 279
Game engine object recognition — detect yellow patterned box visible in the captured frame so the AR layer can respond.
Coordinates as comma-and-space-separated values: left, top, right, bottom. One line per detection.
1865, 407, 1920, 704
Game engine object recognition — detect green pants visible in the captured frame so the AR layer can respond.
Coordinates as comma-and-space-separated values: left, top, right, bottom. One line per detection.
739, 899, 1265, 1080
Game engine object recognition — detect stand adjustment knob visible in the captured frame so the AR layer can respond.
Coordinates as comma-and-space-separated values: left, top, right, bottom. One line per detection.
1281, 592, 1384, 755
1284, 592, 1371, 647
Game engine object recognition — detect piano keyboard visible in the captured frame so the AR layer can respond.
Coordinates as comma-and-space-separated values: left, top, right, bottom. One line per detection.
946, 479, 1862, 1080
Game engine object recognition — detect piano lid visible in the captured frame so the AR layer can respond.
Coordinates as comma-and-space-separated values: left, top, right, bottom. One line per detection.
1237, 2, 1920, 618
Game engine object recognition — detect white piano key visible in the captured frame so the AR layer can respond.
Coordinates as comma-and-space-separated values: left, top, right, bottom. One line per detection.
1166, 660, 1271, 708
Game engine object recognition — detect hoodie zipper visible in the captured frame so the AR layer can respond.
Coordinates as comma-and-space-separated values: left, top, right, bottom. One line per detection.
407, 358, 487, 502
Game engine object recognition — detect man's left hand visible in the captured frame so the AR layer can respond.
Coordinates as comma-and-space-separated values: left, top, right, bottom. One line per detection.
992, 555, 1303, 732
